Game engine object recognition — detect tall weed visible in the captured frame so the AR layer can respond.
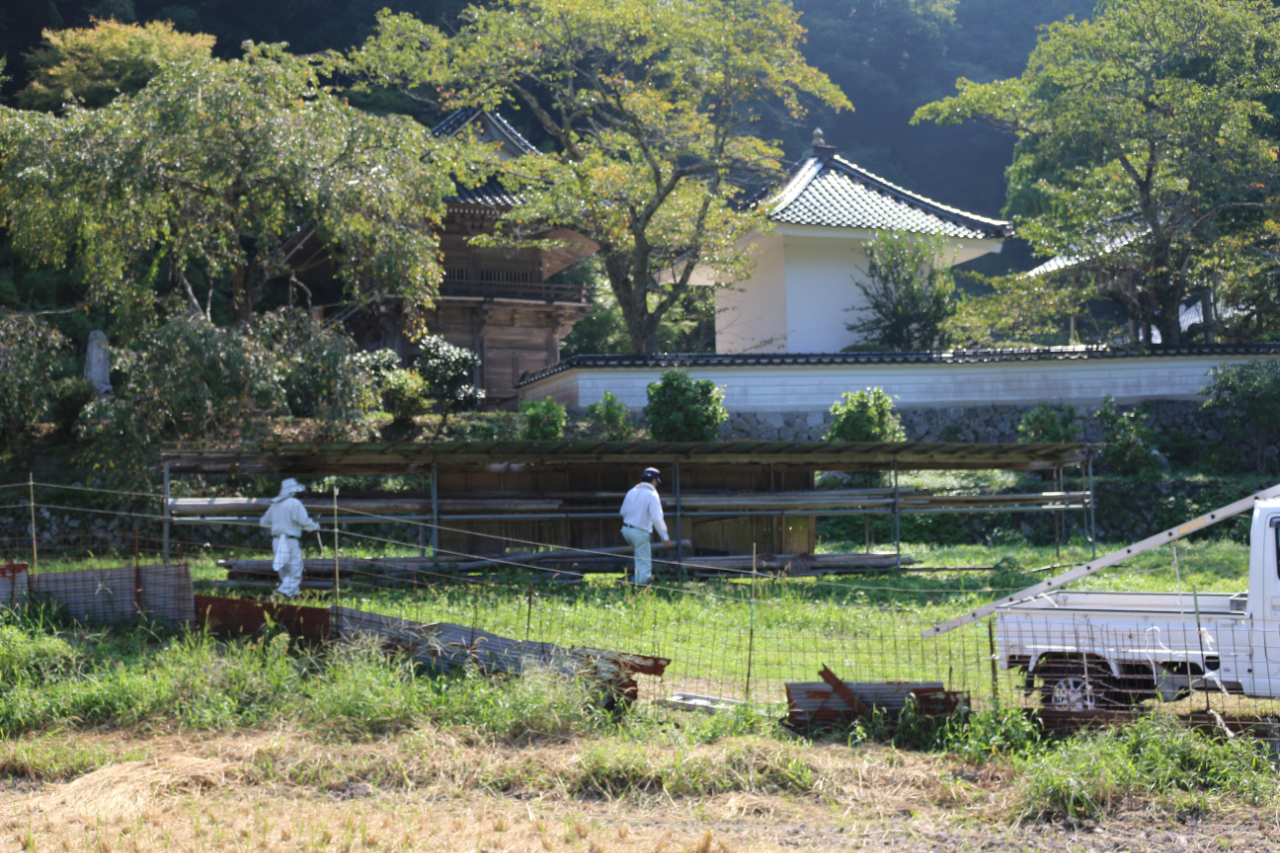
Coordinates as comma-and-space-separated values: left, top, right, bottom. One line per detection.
1015, 715, 1275, 820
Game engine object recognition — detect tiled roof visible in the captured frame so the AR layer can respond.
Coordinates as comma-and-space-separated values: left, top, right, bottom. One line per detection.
430, 107, 538, 156
448, 177, 521, 209
760, 155, 1012, 240
432, 107, 537, 210
515, 344, 1280, 386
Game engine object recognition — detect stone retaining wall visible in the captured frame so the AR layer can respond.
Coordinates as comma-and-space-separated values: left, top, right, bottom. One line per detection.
711, 399, 1265, 470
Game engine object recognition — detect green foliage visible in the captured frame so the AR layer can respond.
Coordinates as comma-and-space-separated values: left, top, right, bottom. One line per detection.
586, 390, 635, 441
49, 376, 98, 433
1015, 715, 1274, 820
381, 368, 429, 425
825, 388, 906, 442
1202, 361, 1280, 473
256, 312, 392, 434
413, 335, 483, 438
0, 625, 76, 683
0, 310, 66, 449
1095, 395, 1160, 477
559, 276, 716, 358
915, 0, 1280, 344
18, 18, 216, 110
1016, 403, 1081, 444
643, 370, 727, 442
349, 0, 849, 354
0, 43, 471, 329
75, 310, 386, 484
846, 231, 958, 351
519, 397, 567, 441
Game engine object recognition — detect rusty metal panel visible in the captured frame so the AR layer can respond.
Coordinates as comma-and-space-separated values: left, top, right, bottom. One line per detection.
194, 595, 330, 643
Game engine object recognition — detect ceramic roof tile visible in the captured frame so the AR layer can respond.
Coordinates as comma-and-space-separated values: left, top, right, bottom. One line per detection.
765, 156, 1012, 239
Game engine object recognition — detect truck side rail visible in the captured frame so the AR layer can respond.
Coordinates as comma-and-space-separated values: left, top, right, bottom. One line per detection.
923, 483, 1280, 638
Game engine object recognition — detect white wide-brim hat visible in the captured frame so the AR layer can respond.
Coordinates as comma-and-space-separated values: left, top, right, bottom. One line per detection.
272, 478, 306, 502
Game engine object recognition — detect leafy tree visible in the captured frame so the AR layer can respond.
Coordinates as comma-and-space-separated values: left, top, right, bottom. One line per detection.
347, 0, 850, 354
914, 0, 1280, 344
1017, 403, 1082, 444
0, 44, 472, 330
0, 310, 65, 450
644, 370, 727, 442
1202, 361, 1280, 473
845, 231, 957, 351
414, 336, 483, 438
1095, 395, 1161, 477
519, 397, 566, 441
586, 391, 635, 441
17, 18, 215, 110
825, 388, 906, 442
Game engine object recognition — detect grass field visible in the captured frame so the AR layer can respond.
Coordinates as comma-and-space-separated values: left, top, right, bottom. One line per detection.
6, 537, 1280, 849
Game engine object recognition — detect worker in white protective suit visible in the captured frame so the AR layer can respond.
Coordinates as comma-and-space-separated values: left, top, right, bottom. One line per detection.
619, 467, 670, 585
259, 478, 320, 597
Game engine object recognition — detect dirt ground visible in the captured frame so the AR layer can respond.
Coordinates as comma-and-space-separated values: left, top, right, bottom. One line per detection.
5, 730, 1280, 852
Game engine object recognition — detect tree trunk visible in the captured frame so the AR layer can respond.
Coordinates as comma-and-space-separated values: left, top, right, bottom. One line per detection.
231, 265, 264, 326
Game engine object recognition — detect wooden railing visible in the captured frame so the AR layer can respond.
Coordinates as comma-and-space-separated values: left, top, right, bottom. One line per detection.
439, 277, 586, 303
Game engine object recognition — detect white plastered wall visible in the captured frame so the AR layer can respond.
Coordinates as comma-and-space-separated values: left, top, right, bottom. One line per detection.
713, 233, 788, 353
713, 227, 1003, 354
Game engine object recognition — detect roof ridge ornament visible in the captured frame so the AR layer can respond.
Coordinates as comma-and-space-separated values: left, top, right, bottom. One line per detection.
811, 127, 837, 160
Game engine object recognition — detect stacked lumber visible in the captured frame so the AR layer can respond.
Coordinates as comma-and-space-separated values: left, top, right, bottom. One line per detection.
688, 552, 916, 577
785, 665, 966, 727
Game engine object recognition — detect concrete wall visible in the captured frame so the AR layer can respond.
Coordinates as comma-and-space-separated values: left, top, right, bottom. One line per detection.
519, 352, 1270, 412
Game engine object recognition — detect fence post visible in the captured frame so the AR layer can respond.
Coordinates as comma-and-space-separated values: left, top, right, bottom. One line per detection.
674, 460, 684, 584
163, 462, 171, 566
744, 543, 756, 702
987, 617, 999, 710
332, 487, 340, 608
28, 472, 36, 576
893, 459, 901, 570
430, 461, 439, 573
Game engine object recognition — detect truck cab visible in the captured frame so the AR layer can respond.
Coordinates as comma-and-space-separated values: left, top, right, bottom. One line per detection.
998, 499, 1280, 709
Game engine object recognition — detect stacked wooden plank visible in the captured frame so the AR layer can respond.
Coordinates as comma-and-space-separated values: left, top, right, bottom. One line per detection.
785, 666, 965, 727
687, 552, 916, 577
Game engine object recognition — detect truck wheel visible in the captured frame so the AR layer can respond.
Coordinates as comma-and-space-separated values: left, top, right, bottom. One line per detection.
1040, 662, 1110, 710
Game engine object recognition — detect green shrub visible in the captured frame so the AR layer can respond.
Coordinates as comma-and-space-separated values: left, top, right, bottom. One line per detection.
0, 625, 76, 681
414, 335, 483, 438
49, 377, 98, 433
825, 388, 905, 442
519, 396, 567, 440
0, 311, 64, 449
1096, 395, 1161, 477
1015, 715, 1274, 820
644, 370, 727, 441
586, 390, 635, 440
1017, 403, 1082, 443
1202, 361, 1280, 472
381, 368, 430, 425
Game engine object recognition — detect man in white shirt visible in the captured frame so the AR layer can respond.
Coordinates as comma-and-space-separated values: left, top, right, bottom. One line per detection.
619, 467, 670, 585
259, 478, 320, 597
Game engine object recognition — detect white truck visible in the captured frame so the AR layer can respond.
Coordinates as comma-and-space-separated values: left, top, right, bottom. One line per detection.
924, 485, 1280, 710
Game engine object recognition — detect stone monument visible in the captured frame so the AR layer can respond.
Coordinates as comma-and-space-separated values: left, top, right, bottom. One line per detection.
83, 330, 113, 397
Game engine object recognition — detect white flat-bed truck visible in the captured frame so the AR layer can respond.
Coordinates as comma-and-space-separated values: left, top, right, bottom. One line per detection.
924, 485, 1280, 710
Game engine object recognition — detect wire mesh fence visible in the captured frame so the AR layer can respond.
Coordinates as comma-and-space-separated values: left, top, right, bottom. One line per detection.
6, 479, 1280, 731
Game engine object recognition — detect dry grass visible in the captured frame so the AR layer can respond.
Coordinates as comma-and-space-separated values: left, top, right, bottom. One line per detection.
5, 728, 1280, 852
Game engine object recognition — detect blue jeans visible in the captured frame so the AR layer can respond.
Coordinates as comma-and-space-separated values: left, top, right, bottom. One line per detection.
621, 526, 652, 584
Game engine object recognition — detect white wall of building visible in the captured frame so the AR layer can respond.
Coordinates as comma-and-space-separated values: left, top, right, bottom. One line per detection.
519, 352, 1269, 413
713, 234, 788, 353
713, 227, 1004, 355
782, 236, 869, 353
